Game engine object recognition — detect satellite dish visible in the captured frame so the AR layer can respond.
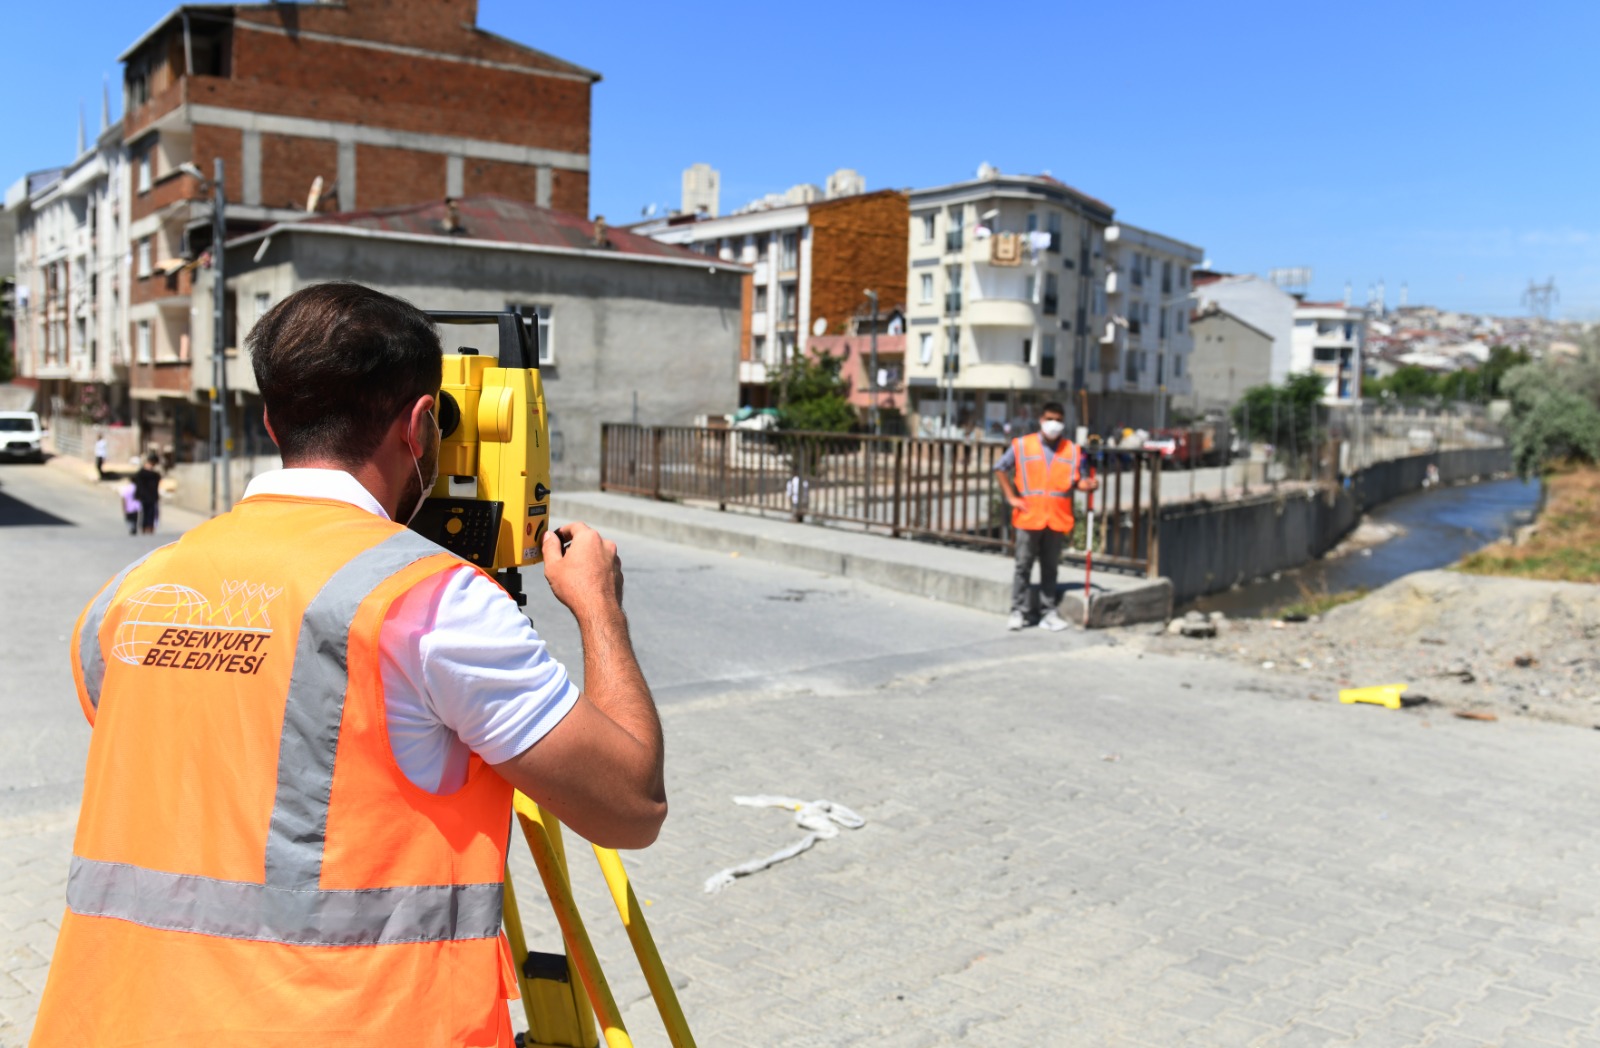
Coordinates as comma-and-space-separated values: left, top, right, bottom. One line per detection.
811, 317, 828, 337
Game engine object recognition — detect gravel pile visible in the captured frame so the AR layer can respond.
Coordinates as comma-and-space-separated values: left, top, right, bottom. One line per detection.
1129, 569, 1600, 729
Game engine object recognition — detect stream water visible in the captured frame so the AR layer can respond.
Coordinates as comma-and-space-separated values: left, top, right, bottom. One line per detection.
1186, 477, 1543, 618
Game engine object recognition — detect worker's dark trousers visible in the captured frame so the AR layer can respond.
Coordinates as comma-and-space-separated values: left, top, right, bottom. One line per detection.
1011, 527, 1064, 615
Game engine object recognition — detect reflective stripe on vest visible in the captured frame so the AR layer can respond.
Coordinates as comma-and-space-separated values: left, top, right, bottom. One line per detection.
66, 856, 503, 946
78, 547, 169, 710
72, 528, 500, 945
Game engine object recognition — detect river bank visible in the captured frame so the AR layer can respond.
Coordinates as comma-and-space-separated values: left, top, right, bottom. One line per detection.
1126, 568, 1600, 729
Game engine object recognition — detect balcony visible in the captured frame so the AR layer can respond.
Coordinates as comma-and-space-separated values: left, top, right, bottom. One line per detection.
944, 291, 962, 316
1105, 270, 1121, 296
1100, 321, 1127, 351
967, 298, 1035, 328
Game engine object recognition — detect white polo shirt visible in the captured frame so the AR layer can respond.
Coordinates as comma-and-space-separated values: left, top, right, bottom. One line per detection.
241, 469, 579, 793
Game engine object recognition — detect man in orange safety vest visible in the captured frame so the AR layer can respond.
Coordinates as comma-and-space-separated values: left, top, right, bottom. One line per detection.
34, 282, 667, 1046
994, 401, 1098, 631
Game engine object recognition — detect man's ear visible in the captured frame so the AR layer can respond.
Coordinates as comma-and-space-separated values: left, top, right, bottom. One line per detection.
406, 395, 436, 458
262, 408, 280, 450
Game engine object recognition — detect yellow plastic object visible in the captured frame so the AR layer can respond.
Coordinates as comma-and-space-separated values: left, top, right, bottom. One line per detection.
1339, 684, 1409, 709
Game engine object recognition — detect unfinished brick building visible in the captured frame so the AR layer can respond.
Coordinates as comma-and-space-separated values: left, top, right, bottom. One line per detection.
119, 0, 599, 451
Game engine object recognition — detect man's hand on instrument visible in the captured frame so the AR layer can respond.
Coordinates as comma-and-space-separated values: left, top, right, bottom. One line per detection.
542, 522, 624, 618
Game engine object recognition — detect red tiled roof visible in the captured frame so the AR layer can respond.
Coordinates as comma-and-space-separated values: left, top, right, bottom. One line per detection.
300, 195, 721, 264
1192, 272, 1224, 288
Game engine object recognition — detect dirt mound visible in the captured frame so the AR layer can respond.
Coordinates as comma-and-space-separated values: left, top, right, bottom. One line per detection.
1140, 570, 1600, 728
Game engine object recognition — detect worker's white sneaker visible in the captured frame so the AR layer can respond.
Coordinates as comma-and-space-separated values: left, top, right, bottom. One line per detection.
1039, 610, 1069, 632
1007, 611, 1026, 631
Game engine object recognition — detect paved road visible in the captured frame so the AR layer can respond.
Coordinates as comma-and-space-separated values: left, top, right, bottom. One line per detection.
3, 459, 1600, 1046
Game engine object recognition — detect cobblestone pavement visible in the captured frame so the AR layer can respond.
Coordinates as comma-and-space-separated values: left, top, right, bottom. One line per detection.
5, 461, 1600, 1046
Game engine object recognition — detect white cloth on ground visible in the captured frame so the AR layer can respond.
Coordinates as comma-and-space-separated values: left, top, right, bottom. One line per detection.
703, 795, 865, 893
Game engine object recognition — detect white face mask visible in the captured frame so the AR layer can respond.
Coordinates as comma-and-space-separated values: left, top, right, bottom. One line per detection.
404, 412, 438, 525
1040, 419, 1066, 441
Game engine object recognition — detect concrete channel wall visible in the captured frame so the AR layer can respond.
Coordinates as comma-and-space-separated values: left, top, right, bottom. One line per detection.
1159, 445, 1512, 605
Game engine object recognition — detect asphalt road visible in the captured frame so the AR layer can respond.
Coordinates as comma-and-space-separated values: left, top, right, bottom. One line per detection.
4, 458, 1600, 1047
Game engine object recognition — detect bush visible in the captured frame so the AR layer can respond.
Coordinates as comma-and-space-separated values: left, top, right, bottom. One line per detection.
773, 349, 857, 434
1502, 362, 1600, 477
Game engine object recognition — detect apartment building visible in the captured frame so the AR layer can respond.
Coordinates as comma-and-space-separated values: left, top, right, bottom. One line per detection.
6, 117, 133, 442
902, 167, 1114, 437
1189, 273, 1297, 389
1100, 222, 1203, 431
116, 0, 599, 453
1185, 303, 1276, 414
1291, 301, 1366, 402
637, 169, 907, 409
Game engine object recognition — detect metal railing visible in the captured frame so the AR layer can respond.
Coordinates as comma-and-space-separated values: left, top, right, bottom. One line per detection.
600, 424, 1163, 575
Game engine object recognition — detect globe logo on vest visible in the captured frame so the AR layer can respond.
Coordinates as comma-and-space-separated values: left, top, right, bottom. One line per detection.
112, 580, 283, 673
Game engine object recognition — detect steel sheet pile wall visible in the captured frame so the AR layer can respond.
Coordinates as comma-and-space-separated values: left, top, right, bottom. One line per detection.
1159, 446, 1513, 604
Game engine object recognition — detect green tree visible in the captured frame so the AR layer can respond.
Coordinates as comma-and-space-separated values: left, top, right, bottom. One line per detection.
1479, 344, 1531, 401
1231, 371, 1325, 452
774, 349, 857, 433
1435, 368, 1483, 403
1376, 365, 1439, 403
0, 324, 13, 384
1501, 349, 1600, 478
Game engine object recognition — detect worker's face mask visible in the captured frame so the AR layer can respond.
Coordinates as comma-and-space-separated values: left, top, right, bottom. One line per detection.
404, 408, 439, 525
1040, 419, 1065, 441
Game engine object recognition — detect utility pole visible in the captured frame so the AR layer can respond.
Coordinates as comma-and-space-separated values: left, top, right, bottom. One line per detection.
864, 289, 880, 434
212, 157, 231, 512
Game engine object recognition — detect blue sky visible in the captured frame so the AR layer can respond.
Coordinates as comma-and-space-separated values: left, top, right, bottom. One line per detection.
5, 1, 1598, 318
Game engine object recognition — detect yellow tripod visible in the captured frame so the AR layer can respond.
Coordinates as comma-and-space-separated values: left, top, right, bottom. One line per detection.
502, 791, 697, 1048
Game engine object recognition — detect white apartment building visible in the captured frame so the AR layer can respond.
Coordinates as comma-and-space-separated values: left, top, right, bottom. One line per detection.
6, 120, 133, 438
1101, 222, 1203, 431
903, 167, 1115, 437
1291, 301, 1366, 402
1189, 273, 1298, 389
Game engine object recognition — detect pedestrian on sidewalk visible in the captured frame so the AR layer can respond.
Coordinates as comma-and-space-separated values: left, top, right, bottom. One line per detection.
118, 479, 140, 534
94, 432, 108, 479
994, 401, 1098, 631
35, 281, 666, 1046
131, 452, 161, 534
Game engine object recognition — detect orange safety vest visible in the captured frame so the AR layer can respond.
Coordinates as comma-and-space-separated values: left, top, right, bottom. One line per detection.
1010, 432, 1081, 533
34, 495, 519, 1048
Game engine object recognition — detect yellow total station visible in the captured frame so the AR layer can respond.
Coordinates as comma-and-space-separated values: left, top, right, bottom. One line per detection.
410, 310, 552, 604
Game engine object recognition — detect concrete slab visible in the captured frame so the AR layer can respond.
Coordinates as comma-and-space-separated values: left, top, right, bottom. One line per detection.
556, 491, 1172, 628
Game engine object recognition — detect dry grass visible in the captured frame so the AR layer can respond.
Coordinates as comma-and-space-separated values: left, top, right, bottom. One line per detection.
1458, 465, 1600, 583
1277, 583, 1368, 620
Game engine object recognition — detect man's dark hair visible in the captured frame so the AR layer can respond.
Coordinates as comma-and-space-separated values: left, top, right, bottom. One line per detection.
1041, 401, 1066, 417
249, 282, 440, 465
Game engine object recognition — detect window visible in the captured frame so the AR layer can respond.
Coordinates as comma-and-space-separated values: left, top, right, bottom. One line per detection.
1023, 338, 1032, 366
919, 273, 934, 304
1041, 335, 1056, 378
1025, 274, 1036, 301
945, 265, 962, 314
777, 331, 796, 362
254, 292, 271, 322
136, 320, 152, 364
919, 332, 933, 365
1176, 310, 1186, 334
1043, 273, 1058, 315
752, 335, 767, 362
944, 326, 960, 376
1047, 212, 1062, 236
1144, 255, 1154, 276
753, 285, 768, 313
136, 238, 152, 277
1174, 353, 1184, 378
1026, 213, 1038, 234
1162, 260, 1172, 294
780, 232, 798, 271
1313, 346, 1338, 362
508, 303, 555, 364
1159, 309, 1168, 339
1125, 350, 1138, 382
1131, 255, 1143, 287
137, 152, 151, 193
779, 282, 797, 321
921, 214, 936, 243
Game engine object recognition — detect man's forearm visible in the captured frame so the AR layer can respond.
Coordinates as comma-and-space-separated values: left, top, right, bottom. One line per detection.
576, 606, 664, 798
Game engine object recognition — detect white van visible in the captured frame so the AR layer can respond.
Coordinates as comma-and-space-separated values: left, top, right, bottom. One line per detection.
0, 411, 45, 462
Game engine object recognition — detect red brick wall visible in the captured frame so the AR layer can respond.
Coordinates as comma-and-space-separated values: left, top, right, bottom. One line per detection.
192, 125, 245, 203
356, 145, 446, 210
550, 169, 588, 218
260, 134, 339, 211
463, 159, 540, 202
740, 274, 753, 361
808, 191, 910, 335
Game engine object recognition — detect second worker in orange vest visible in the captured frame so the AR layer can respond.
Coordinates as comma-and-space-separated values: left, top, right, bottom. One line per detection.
33, 283, 667, 1047
994, 401, 1099, 632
